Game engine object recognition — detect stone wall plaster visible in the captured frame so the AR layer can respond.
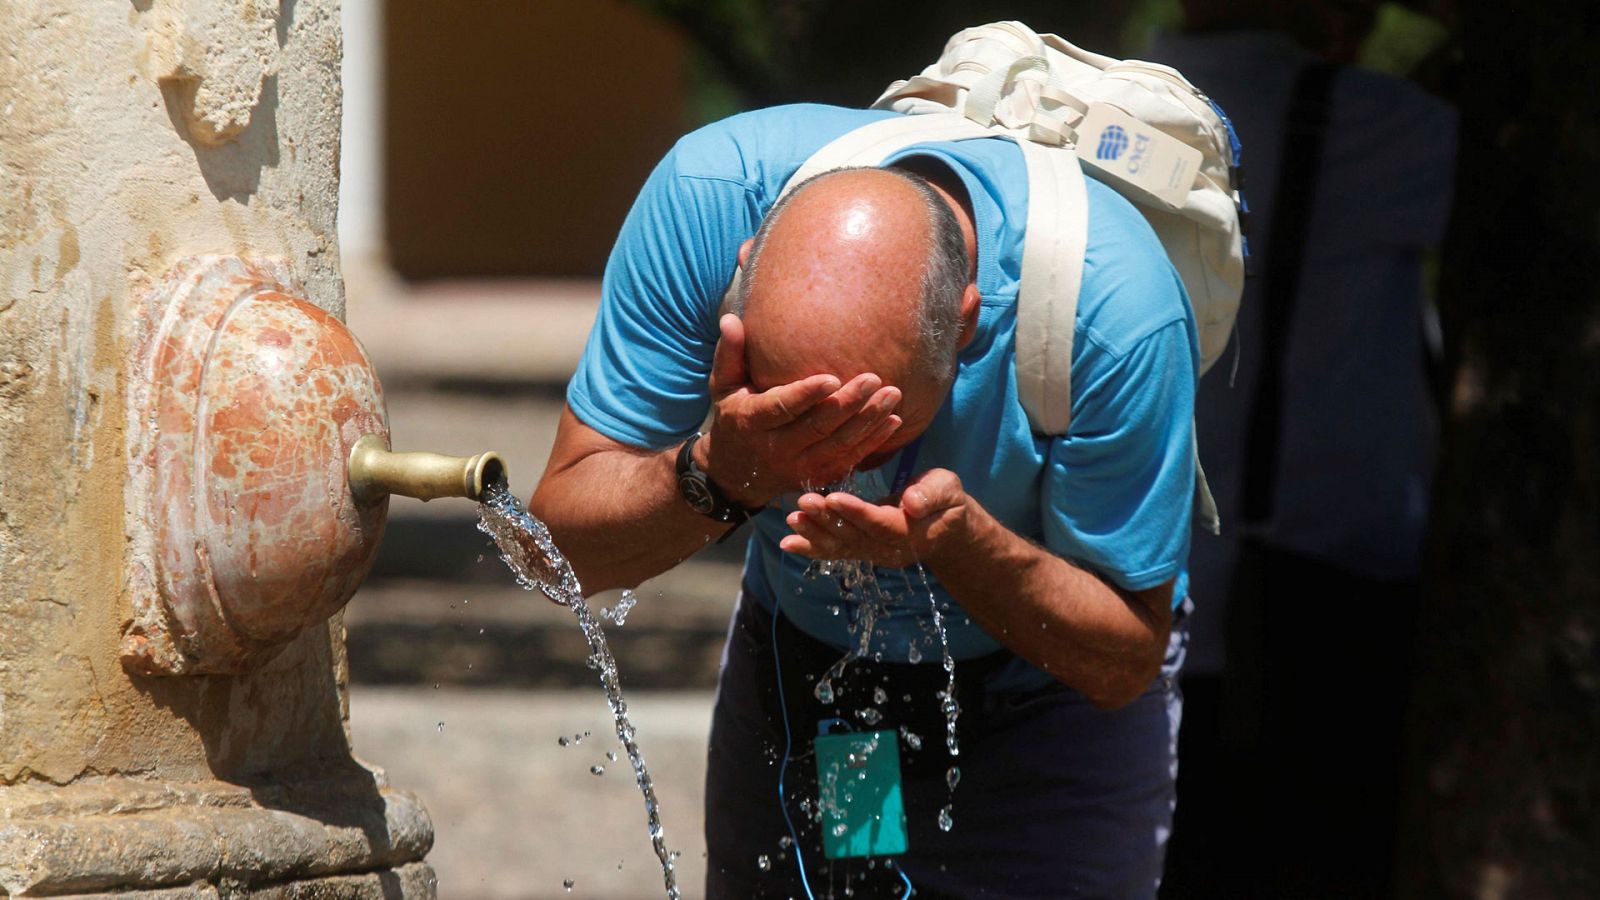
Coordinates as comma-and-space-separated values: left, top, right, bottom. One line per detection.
0, 0, 353, 787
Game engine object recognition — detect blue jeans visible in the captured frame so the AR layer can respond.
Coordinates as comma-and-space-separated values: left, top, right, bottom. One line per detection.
704, 593, 1189, 899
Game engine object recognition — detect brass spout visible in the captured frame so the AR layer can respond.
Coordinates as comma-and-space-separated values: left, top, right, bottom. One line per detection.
347, 434, 506, 505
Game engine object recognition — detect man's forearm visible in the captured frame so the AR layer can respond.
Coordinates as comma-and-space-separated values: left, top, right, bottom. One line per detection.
928, 500, 1173, 709
530, 407, 735, 595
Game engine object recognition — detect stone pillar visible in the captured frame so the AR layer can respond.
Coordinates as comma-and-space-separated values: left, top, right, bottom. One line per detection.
0, 2, 434, 896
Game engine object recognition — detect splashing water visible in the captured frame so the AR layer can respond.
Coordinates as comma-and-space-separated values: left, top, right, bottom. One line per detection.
915, 563, 960, 759
806, 559, 903, 706
602, 589, 639, 626
477, 480, 680, 899
900, 728, 923, 751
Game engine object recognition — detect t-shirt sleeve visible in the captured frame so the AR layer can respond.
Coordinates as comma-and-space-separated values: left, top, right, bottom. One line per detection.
1041, 317, 1197, 592
567, 142, 763, 449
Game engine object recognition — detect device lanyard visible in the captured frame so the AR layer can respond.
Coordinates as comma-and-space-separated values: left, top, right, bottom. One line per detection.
888, 437, 924, 497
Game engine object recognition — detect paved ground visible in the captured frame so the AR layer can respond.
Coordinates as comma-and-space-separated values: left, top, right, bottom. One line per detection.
350, 687, 714, 900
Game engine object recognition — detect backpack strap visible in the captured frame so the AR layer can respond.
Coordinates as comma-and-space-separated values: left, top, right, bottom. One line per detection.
1012, 139, 1086, 435
778, 113, 997, 196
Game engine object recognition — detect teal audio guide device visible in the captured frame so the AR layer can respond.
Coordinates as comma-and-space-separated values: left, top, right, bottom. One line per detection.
814, 728, 908, 859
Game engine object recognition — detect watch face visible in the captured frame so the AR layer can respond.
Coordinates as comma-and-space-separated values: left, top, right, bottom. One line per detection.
679, 473, 716, 515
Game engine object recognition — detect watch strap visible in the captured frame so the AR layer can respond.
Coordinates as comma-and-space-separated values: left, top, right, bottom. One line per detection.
675, 432, 761, 525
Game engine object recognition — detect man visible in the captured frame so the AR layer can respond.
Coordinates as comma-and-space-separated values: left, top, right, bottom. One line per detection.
531, 103, 1199, 897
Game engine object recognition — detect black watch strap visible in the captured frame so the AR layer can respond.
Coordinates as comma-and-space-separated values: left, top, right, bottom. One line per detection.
675, 433, 761, 525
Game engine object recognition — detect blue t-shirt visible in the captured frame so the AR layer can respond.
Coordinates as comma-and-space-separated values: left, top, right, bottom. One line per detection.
569, 104, 1197, 689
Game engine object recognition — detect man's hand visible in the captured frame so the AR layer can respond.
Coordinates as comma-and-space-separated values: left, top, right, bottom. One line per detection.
700, 314, 903, 507
778, 469, 971, 568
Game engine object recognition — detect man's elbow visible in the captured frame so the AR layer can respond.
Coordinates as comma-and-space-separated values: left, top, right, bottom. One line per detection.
1084, 640, 1167, 710
1084, 581, 1174, 709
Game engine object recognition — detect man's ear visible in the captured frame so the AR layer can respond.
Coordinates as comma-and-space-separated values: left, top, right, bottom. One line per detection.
737, 237, 755, 268
956, 283, 982, 348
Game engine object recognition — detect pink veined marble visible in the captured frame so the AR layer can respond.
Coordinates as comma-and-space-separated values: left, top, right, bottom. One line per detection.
123, 256, 389, 675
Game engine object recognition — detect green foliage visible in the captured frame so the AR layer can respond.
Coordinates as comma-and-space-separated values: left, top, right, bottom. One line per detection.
1359, 2, 1450, 78
1121, 0, 1184, 56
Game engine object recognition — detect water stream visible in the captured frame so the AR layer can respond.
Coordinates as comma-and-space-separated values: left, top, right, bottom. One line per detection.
476, 480, 681, 899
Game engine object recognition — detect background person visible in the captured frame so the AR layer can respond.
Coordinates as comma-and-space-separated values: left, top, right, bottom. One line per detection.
1150, 1, 1458, 895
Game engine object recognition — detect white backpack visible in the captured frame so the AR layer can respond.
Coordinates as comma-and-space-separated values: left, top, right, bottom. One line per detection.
777, 22, 1246, 531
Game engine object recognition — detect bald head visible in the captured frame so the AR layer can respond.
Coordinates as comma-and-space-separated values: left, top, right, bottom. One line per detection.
732, 167, 971, 400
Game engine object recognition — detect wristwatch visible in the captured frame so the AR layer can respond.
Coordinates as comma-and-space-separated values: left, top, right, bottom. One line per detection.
675, 432, 761, 525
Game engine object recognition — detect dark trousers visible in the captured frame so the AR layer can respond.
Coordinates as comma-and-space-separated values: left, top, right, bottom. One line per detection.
1162, 544, 1421, 899
705, 594, 1187, 900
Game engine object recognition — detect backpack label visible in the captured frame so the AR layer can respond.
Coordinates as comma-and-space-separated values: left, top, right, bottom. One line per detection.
1075, 102, 1201, 209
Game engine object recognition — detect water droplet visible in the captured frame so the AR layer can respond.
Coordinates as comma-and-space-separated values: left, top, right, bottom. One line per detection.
779, 836, 793, 849
938, 806, 954, 832
946, 766, 961, 790
814, 680, 835, 704
900, 729, 922, 751
432, 682, 440, 690
856, 708, 882, 726
436, 721, 444, 732
757, 854, 771, 871
832, 822, 848, 837
591, 765, 605, 776
563, 878, 574, 891
907, 644, 923, 664
478, 627, 485, 635
558, 736, 570, 747
602, 589, 640, 626
607, 750, 618, 761
872, 686, 887, 705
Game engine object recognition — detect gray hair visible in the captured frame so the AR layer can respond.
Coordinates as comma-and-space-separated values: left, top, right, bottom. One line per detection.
727, 166, 970, 382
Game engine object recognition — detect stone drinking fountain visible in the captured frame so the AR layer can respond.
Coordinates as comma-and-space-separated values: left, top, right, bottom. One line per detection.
0, 2, 488, 895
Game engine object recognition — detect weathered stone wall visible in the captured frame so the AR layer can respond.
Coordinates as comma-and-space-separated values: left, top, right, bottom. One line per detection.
0, 2, 431, 895
0, 0, 348, 788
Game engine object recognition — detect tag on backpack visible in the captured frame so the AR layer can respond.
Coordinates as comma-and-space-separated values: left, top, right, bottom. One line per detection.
1074, 103, 1200, 210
